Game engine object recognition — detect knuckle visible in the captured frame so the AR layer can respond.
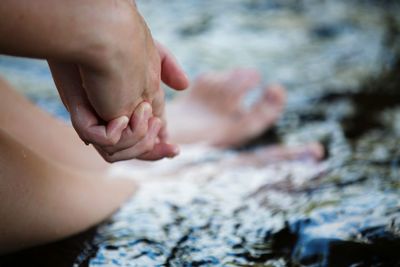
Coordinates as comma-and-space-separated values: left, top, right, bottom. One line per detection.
107, 137, 119, 146
142, 140, 155, 153
105, 132, 121, 146
83, 135, 95, 145
99, 134, 119, 147
73, 125, 89, 143
103, 154, 116, 163
135, 125, 147, 140
74, 128, 104, 147
102, 146, 116, 155
99, 149, 117, 163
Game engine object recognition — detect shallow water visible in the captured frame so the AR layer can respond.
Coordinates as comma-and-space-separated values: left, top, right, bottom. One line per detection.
1, 0, 400, 266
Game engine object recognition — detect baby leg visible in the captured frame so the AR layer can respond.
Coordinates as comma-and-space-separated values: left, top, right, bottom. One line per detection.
0, 121, 135, 254
0, 78, 107, 171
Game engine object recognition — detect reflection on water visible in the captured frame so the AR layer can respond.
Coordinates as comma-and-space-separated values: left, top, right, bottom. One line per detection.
0, 0, 400, 266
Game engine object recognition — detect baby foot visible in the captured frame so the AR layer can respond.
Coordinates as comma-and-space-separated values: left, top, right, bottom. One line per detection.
167, 69, 286, 148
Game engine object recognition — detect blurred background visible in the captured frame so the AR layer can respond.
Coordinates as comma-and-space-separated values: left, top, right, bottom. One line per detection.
1, 0, 400, 266
1, 0, 397, 116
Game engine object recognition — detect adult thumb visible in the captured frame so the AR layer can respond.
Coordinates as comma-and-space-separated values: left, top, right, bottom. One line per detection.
156, 41, 190, 91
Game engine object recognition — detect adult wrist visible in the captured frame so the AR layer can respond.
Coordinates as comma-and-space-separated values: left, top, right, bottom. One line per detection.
71, 0, 140, 70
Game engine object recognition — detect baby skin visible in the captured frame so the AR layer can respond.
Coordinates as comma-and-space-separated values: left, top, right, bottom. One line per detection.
0, 69, 322, 254
167, 69, 285, 147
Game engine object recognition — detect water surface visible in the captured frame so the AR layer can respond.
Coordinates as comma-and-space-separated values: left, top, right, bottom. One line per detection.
0, 0, 399, 266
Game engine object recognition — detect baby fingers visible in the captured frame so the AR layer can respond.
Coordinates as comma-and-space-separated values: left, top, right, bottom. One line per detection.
98, 117, 163, 163
100, 101, 153, 155
137, 142, 180, 161
71, 103, 129, 147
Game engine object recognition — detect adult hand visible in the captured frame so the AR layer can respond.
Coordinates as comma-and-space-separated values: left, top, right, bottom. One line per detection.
0, 0, 188, 161
49, 40, 189, 162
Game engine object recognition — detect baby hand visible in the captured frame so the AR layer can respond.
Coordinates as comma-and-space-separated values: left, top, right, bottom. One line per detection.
95, 101, 180, 162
